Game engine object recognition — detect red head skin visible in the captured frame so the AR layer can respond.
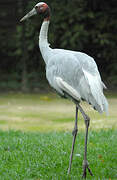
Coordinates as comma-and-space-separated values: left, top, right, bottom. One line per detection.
35, 3, 50, 21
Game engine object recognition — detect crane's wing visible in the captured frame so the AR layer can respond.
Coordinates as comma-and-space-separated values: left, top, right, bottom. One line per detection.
55, 77, 81, 101
46, 49, 108, 114
81, 69, 108, 115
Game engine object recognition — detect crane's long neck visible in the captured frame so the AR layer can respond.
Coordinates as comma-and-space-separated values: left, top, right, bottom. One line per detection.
39, 20, 50, 64
39, 20, 50, 47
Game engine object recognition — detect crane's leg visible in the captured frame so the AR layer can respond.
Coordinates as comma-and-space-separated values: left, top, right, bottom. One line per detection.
68, 106, 78, 174
77, 104, 93, 178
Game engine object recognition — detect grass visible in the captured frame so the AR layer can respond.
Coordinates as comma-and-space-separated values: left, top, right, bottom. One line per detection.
0, 92, 117, 131
0, 92, 117, 179
0, 130, 117, 180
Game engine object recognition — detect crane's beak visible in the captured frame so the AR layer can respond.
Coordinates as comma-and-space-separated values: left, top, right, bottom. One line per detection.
20, 8, 37, 22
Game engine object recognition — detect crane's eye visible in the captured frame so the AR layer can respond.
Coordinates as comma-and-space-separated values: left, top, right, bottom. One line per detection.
35, 6, 38, 9
35, 5, 44, 11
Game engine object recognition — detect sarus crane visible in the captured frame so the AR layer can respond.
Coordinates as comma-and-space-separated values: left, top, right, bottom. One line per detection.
20, 2, 108, 178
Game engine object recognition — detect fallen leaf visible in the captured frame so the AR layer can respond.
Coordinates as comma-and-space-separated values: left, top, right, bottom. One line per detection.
98, 154, 102, 159
40, 96, 50, 101
101, 159, 104, 163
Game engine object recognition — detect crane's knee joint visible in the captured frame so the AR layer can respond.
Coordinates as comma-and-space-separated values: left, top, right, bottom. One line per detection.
72, 127, 78, 136
84, 115, 90, 127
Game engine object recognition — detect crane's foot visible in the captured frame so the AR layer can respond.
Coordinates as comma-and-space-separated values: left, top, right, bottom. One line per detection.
82, 160, 93, 179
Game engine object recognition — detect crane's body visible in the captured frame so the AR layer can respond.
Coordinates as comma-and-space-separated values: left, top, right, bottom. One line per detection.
39, 21, 108, 114
20, 2, 108, 178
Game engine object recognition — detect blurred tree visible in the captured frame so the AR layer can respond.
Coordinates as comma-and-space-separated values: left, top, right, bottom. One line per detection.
0, 0, 117, 91
17, 0, 28, 92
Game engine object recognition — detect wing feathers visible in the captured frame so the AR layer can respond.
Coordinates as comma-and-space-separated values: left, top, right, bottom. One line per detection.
82, 69, 108, 115
55, 77, 81, 101
55, 73, 108, 115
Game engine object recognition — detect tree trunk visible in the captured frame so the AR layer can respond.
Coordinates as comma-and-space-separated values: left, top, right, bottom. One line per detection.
18, 0, 28, 92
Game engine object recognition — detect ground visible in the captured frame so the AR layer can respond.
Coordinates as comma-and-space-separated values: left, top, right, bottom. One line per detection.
0, 92, 116, 131
0, 92, 117, 179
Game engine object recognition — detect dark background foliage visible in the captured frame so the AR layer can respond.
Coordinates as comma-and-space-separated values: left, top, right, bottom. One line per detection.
0, 0, 116, 92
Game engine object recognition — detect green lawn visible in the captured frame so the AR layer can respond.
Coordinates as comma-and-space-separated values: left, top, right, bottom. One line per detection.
0, 92, 117, 179
0, 92, 116, 131
0, 130, 117, 180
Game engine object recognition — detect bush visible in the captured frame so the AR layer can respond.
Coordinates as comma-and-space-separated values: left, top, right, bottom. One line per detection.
0, 0, 117, 91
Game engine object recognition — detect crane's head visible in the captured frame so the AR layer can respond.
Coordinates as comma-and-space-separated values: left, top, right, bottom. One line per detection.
20, 2, 50, 22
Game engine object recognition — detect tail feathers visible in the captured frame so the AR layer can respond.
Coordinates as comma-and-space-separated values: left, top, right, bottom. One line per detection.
102, 95, 109, 115
82, 69, 109, 115
102, 81, 107, 89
